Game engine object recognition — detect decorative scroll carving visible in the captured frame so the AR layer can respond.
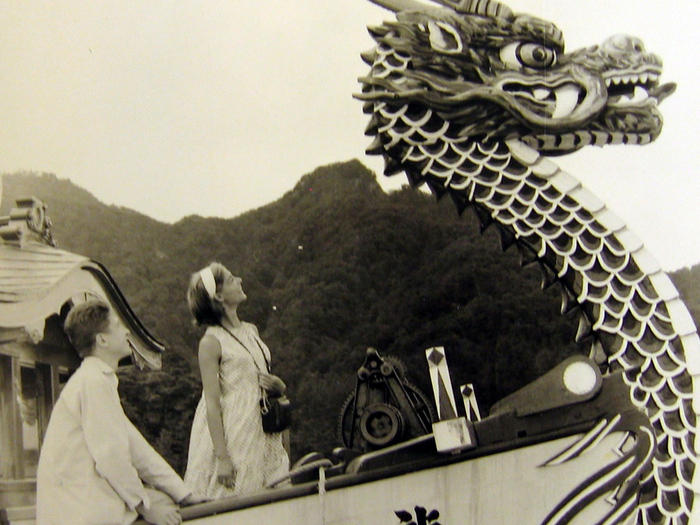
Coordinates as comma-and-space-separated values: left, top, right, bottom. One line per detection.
0, 197, 56, 247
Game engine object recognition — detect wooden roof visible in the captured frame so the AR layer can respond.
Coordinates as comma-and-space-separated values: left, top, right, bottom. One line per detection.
0, 241, 88, 306
0, 198, 164, 370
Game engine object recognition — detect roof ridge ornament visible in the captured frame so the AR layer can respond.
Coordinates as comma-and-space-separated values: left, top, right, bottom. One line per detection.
0, 197, 57, 247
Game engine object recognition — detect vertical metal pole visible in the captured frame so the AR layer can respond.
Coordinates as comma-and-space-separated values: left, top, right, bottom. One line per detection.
318, 466, 327, 525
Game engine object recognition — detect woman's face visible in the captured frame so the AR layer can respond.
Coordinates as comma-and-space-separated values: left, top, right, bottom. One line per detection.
218, 268, 247, 306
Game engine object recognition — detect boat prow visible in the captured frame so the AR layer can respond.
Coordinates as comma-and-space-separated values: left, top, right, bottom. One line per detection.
172, 355, 653, 525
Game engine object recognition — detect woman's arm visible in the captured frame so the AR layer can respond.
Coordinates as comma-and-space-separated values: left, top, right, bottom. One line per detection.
198, 334, 236, 487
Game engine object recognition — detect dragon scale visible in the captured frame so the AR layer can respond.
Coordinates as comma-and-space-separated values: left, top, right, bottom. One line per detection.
357, 1, 700, 523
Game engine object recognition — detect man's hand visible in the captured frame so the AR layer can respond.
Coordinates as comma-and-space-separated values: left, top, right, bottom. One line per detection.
136, 499, 181, 525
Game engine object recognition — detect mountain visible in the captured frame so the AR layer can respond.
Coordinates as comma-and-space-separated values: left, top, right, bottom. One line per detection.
3, 164, 699, 473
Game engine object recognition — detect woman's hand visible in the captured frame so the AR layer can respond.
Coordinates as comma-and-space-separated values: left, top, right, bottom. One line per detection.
216, 456, 237, 489
179, 492, 209, 505
258, 372, 286, 397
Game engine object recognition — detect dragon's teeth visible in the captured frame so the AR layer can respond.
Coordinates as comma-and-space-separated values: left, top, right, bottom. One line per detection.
552, 84, 580, 119
618, 85, 648, 105
611, 73, 659, 86
533, 88, 550, 100
633, 85, 647, 102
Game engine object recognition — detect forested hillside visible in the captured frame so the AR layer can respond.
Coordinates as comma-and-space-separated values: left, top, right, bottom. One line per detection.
3, 163, 698, 474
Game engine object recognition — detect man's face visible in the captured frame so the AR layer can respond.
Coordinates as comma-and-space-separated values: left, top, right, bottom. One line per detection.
100, 313, 132, 360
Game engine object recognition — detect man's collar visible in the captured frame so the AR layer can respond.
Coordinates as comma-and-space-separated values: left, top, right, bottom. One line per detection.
83, 355, 117, 374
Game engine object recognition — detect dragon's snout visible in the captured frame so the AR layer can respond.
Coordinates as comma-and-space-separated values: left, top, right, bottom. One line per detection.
591, 34, 676, 109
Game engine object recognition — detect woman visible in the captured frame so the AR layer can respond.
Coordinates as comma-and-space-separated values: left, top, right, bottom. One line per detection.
184, 262, 289, 498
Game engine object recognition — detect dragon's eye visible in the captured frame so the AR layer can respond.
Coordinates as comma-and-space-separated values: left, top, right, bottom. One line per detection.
500, 42, 557, 69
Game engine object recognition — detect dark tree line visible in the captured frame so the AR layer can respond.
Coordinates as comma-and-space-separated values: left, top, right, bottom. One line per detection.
3, 163, 698, 473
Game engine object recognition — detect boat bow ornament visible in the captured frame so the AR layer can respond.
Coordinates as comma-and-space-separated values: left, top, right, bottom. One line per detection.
356, 1, 697, 524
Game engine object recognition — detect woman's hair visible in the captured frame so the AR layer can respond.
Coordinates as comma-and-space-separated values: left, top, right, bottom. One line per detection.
64, 299, 112, 358
187, 262, 227, 326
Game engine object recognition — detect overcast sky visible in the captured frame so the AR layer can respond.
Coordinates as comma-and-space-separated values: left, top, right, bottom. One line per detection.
1, 0, 699, 271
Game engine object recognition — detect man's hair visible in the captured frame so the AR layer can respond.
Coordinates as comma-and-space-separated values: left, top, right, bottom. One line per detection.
64, 299, 112, 358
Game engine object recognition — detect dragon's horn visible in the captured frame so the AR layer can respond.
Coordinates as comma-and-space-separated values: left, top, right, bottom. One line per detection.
367, 0, 432, 12
368, 0, 513, 19
435, 0, 513, 18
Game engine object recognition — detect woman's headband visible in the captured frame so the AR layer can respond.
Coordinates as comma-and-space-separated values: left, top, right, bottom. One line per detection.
199, 267, 217, 298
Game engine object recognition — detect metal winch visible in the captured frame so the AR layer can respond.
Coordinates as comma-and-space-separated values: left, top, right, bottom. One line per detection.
338, 348, 434, 452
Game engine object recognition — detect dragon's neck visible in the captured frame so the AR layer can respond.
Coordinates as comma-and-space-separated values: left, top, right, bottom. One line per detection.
372, 105, 700, 520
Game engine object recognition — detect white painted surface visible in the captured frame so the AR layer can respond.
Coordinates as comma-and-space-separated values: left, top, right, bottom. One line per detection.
187, 432, 627, 524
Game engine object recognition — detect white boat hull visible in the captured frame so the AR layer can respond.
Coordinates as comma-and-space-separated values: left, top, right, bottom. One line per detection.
182, 431, 640, 525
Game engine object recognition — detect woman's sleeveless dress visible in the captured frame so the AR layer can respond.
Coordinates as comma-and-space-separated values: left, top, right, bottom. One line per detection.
184, 323, 289, 498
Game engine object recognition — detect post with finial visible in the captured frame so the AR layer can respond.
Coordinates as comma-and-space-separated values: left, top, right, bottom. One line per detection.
425, 347, 477, 453
460, 383, 481, 422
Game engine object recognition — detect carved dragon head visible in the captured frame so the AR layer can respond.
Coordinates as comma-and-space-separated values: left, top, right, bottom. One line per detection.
357, 3, 697, 524
357, 0, 676, 155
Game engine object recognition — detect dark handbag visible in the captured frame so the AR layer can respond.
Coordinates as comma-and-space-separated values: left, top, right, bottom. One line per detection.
260, 392, 292, 433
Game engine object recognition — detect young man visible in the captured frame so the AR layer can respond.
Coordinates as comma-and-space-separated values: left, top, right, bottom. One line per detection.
36, 299, 198, 525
